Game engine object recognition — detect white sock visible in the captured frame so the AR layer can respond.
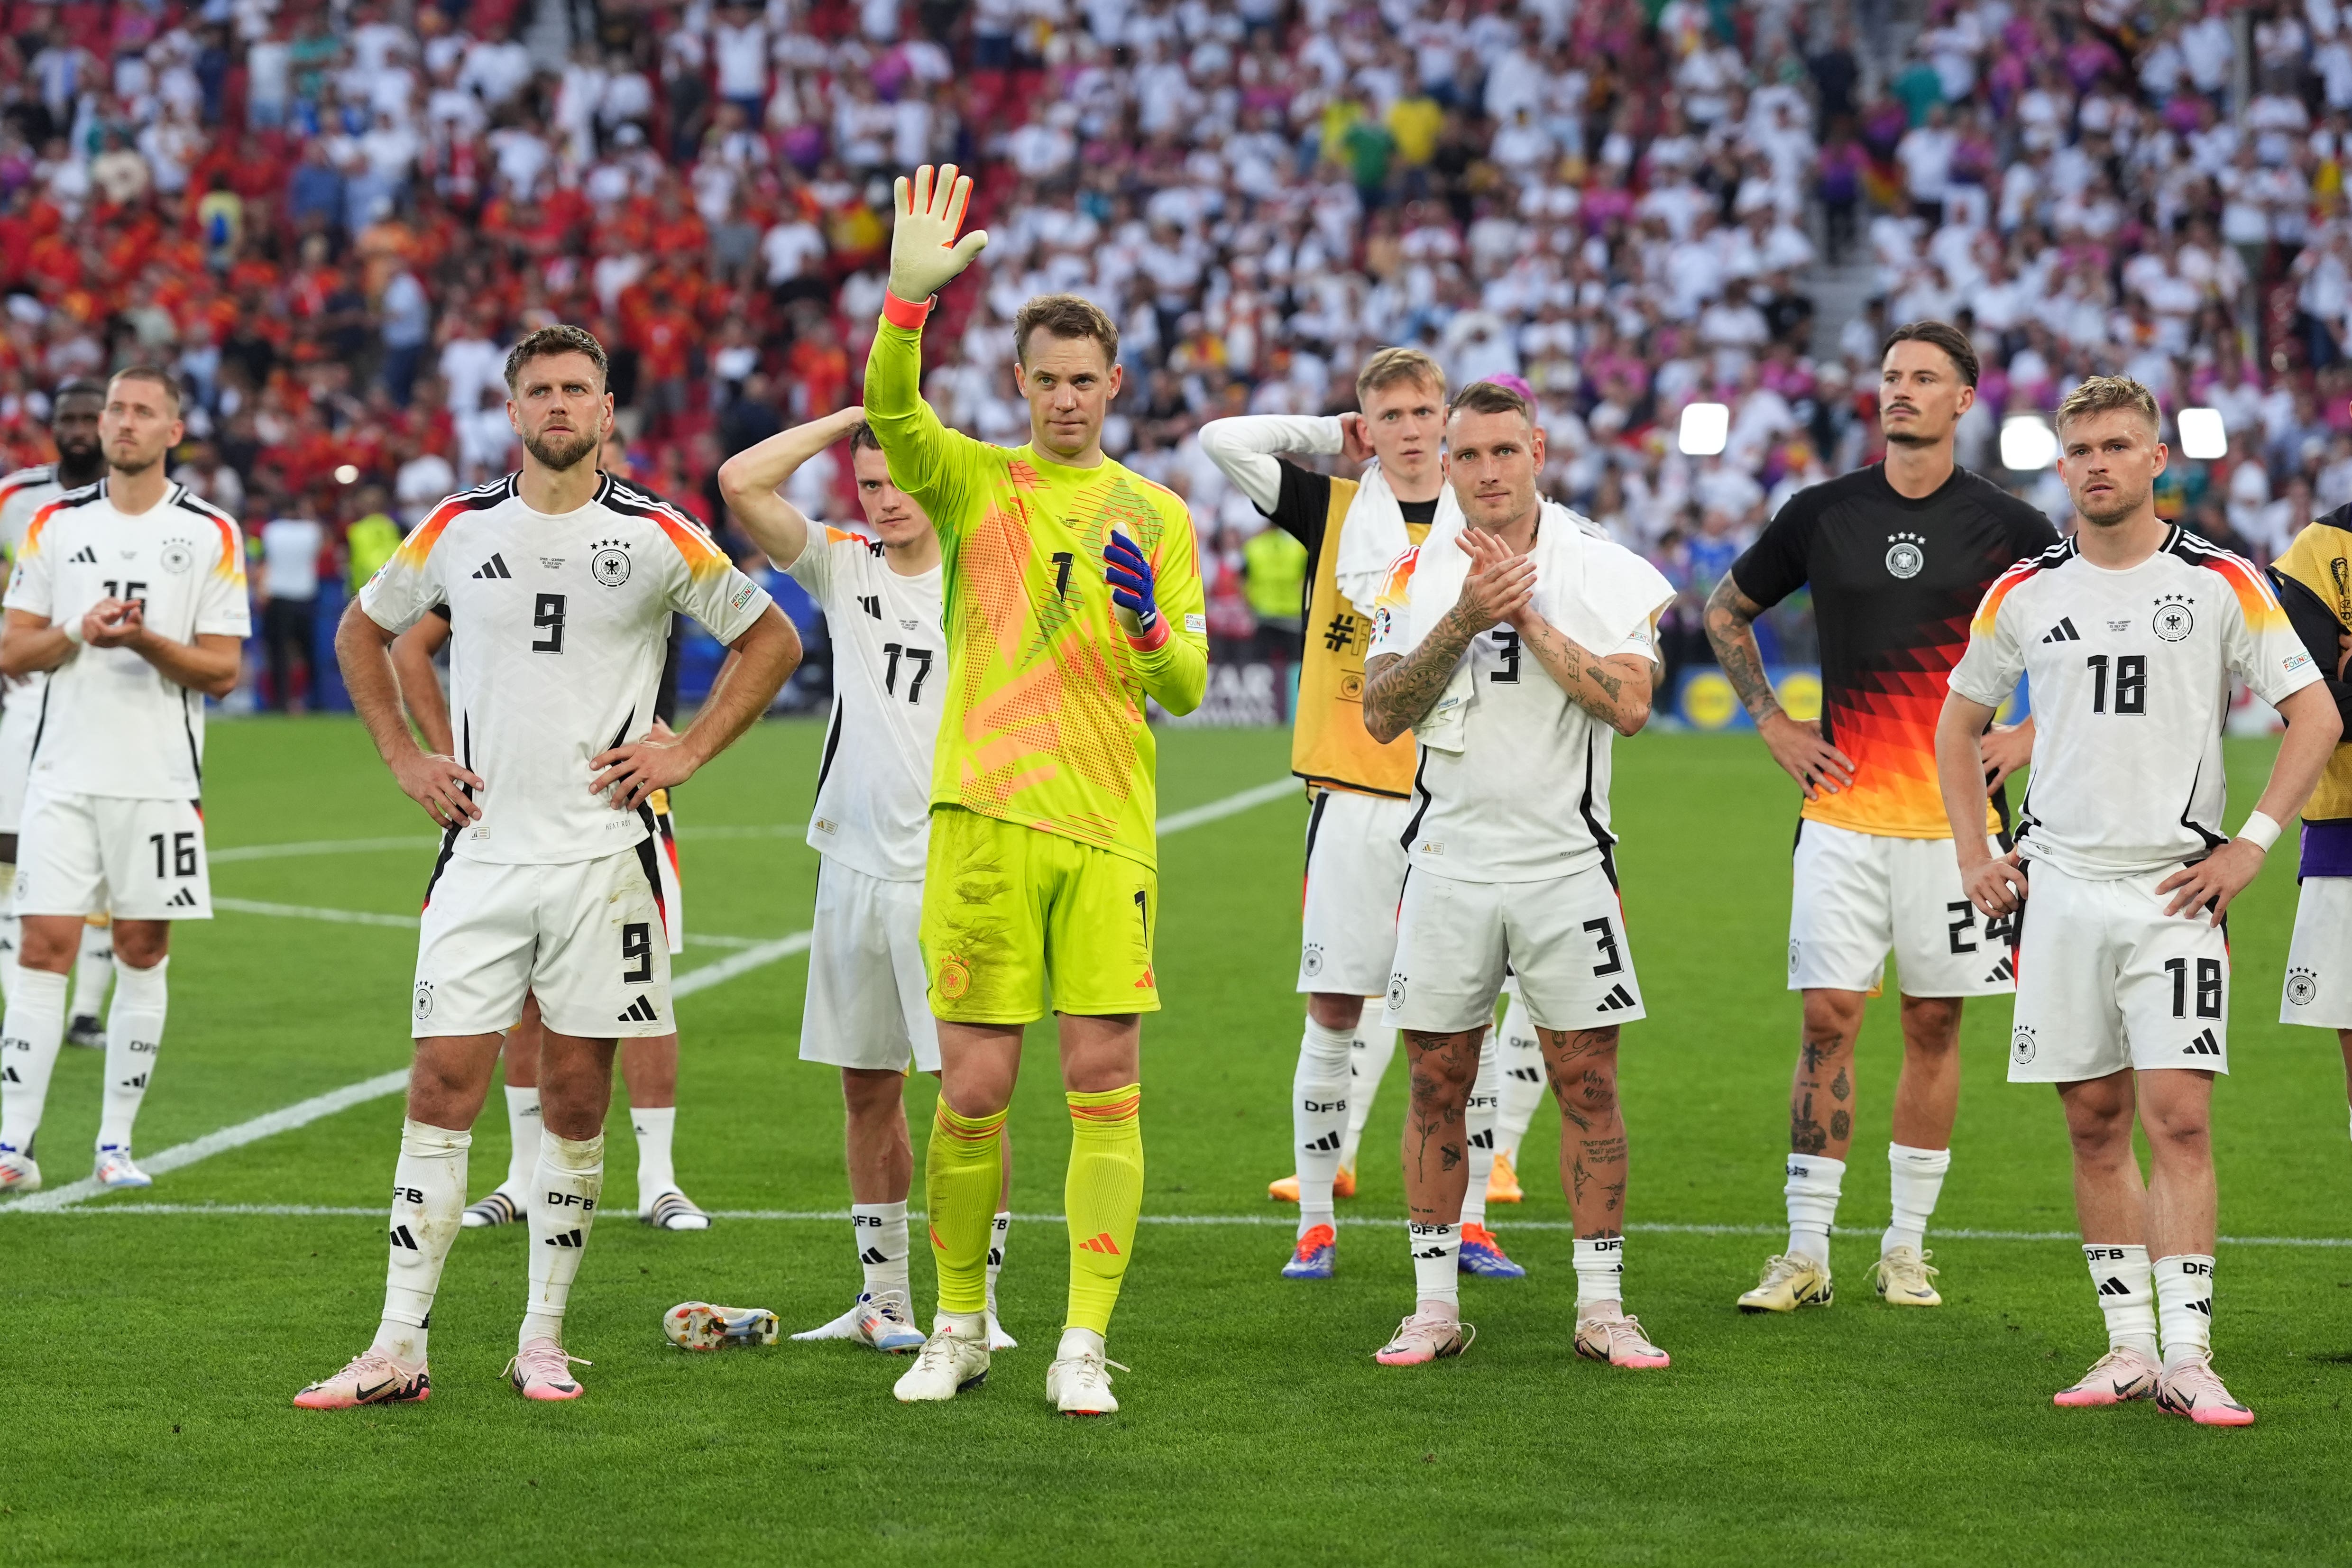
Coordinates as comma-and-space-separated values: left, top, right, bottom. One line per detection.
1784, 1153, 1845, 1271
1461, 1031, 1500, 1231
853, 1199, 911, 1300
1882, 1142, 1951, 1256
0, 864, 18, 1002
1573, 1235, 1625, 1317
521, 1131, 604, 1347
96, 956, 165, 1152
632, 1104, 677, 1211
374, 1119, 470, 1366
1292, 1017, 1353, 1236
0, 964, 68, 1156
69, 920, 112, 1021
501, 1084, 541, 1194
987, 1210, 1011, 1314
2154, 1253, 2216, 1367
1409, 1220, 1461, 1312
1056, 1324, 1104, 1360
1495, 986, 1545, 1164
2084, 1242, 2159, 1360
1339, 1021, 1398, 1172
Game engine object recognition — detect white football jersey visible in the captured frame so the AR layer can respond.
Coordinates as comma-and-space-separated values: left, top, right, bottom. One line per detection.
0, 464, 66, 719
1949, 526, 2322, 880
786, 526, 943, 882
360, 473, 773, 867
1, 480, 249, 799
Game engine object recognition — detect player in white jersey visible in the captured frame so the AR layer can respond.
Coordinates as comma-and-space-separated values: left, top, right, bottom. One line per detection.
1360, 379, 1675, 1370
295, 326, 799, 1409
713, 405, 1017, 1355
1939, 376, 2338, 1427
0, 367, 248, 1194
392, 600, 710, 1232
0, 380, 121, 1044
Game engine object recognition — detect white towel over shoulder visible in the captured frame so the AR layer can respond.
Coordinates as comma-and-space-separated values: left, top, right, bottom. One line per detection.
1334, 462, 1461, 617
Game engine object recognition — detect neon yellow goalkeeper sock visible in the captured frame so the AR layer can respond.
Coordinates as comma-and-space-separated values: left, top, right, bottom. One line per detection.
1064, 1084, 1143, 1335
927, 1100, 1006, 1316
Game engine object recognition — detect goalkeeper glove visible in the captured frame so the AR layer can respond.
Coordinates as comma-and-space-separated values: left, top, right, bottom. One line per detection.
884, 163, 989, 327
1103, 531, 1168, 651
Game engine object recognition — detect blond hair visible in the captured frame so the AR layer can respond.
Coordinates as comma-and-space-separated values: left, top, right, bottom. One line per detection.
2054, 375, 2160, 437
1355, 346, 1445, 406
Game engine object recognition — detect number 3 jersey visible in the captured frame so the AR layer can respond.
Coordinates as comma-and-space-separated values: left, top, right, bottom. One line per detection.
2, 480, 248, 798
785, 527, 942, 882
1948, 526, 2320, 880
360, 473, 773, 866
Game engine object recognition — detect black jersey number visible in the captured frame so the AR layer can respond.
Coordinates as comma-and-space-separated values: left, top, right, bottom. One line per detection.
532, 592, 567, 654
1584, 916, 1624, 976
1946, 900, 1978, 954
882, 643, 934, 703
1052, 551, 1075, 597
101, 579, 148, 609
1489, 629, 1522, 684
147, 831, 197, 879
2165, 956, 2223, 1019
621, 921, 653, 983
2086, 653, 2145, 715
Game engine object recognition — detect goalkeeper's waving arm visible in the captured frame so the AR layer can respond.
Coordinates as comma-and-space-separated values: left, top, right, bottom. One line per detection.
864, 163, 991, 523
1106, 519, 1209, 717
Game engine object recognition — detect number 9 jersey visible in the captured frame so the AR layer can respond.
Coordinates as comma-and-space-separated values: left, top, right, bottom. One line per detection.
1949, 526, 2320, 881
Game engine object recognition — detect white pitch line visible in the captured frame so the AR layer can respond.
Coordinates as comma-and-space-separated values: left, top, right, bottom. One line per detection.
213, 899, 768, 950
211, 835, 437, 863
7, 779, 1294, 1215
14, 1203, 2352, 1249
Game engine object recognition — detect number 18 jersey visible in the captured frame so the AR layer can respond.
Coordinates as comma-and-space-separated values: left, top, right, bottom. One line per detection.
1948, 526, 2319, 880
786, 527, 944, 882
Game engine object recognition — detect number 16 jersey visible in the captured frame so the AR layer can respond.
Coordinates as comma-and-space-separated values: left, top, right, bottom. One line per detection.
786, 527, 943, 883
1948, 526, 2319, 880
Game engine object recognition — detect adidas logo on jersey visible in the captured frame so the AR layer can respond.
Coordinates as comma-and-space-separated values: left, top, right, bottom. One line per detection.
617, 995, 661, 1024
858, 594, 882, 619
1596, 983, 1638, 1012
471, 553, 514, 579
68, 545, 97, 563
166, 888, 198, 908
2182, 1028, 2222, 1057
545, 1228, 585, 1248
2040, 617, 2082, 643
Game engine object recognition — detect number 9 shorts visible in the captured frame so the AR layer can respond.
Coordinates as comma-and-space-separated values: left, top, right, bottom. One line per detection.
410, 842, 673, 1039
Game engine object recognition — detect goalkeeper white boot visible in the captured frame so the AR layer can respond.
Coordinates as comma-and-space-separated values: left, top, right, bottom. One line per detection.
892, 1315, 990, 1402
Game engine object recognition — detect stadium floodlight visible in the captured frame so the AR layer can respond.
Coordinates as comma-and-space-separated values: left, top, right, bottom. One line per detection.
334, 464, 360, 485
2000, 415, 2059, 471
1678, 401, 1729, 457
2177, 406, 2227, 461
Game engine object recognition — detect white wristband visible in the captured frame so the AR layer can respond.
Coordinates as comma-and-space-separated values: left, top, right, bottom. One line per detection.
2237, 810, 2282, 853
59, 618, 82, 647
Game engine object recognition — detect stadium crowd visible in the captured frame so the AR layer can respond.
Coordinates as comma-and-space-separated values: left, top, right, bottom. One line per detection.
0, 0, 2339, 698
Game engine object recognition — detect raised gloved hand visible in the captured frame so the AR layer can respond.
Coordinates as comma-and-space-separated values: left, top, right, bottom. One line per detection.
1103, 530, 1167, 650
887, 163, 989, 314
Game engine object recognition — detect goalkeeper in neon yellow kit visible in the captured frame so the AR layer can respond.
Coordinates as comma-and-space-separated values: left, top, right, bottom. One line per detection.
870, 165, 1208, 1415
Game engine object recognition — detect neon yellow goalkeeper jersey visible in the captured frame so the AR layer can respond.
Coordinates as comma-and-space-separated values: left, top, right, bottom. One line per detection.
865, 321, 1209, 869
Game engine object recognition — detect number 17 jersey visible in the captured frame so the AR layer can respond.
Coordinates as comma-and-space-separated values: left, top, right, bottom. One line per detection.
1948, 526, 2319, 880
787, 527, 943, 882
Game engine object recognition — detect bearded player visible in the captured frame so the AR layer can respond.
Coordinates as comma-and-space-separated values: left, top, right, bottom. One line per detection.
1706, 322, 2056, 1314
866, 165, 1206, 1416
1938, 375, 2335, 1424
0, 379, 119, 1035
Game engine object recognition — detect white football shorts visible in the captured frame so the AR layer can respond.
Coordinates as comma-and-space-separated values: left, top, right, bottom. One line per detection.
1788, 820, 2017, 997
413, 843, 671, 1040
0, 679, 39, 836
2008, 857, 2230, 1083
2281, 875, 2352, 1028
1385, 863, 1644, 1036
15, 789, 203, 920
1298, 788, 1412, 995
798, 857, 937, 1073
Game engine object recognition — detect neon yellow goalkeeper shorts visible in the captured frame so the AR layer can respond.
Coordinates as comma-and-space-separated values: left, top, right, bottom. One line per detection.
919, 805, 1160, 1025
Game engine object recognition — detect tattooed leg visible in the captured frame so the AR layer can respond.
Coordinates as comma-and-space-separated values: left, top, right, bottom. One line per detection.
1400, 1026, 1483, 1225
1792, 989, 1866, 1159
1891, 994, 1964, 1151
1541, 1026, 1627, 1240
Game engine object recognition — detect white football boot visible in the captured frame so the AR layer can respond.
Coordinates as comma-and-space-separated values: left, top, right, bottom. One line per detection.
892, 1317, 990, 1402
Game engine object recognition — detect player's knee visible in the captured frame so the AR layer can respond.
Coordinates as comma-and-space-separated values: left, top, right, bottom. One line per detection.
841, 1069, 906, 1124
2138, 1105, 2211, 1160
1307, 992, 1365, 1031
111, 924, 168, 969
2062, 1105, 2135, 1164
1800, 990, 1865, 1048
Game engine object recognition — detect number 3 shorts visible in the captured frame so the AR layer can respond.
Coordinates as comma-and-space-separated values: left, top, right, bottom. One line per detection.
919, 806, 1159, 1026
411, 842, 672, 1039
1384, 862, 1643, 1036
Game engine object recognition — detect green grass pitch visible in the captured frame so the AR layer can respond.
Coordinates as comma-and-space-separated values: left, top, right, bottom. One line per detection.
4, 718, 2351, 1564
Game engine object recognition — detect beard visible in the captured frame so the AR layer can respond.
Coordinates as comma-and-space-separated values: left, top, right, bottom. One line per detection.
2075, 480, 2149, 527
56, 436, 100, 469
523, 426, 598, 471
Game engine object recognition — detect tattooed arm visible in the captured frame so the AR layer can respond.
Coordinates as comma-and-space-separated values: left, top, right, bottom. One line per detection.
1362, 536, 1535, 743
1703, 570, 1856, 799
1510, 613, 1654, 735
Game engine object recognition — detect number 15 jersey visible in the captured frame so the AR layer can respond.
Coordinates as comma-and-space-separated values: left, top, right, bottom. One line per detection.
1948, 526, 2319, 880
360, 473, 773, 867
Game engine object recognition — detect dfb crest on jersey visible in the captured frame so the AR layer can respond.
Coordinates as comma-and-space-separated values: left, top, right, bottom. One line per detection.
2287, 966, 2319, 1007
159, 538, 193, 574
2010, 1023, 2036, 1065
591, 541, 632, 587
1883, 532, 1925, 579
2153, 594, 2194, 641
